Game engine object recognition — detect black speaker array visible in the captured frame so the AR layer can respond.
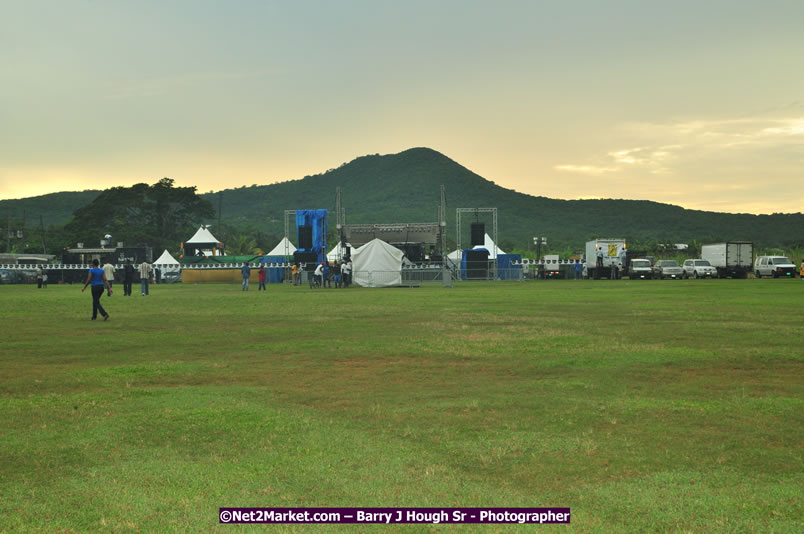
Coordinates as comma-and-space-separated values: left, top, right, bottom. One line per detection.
464, 249, 490, 279
471, 223, 485, 247
298, 225, 313, 249
293, 251, 318, 270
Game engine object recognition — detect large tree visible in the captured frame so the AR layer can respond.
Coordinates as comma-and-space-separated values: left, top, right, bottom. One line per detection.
64, 178, 214, 253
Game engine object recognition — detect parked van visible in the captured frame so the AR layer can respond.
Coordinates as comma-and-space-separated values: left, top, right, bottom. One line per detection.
754, 256, 797, 278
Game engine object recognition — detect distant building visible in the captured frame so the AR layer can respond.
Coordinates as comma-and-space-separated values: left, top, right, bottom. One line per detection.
62, 243, 152, 265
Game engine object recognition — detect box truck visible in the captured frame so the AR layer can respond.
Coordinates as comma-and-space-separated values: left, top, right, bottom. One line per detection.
701, 241, 753, 278
585, 239, 626, 279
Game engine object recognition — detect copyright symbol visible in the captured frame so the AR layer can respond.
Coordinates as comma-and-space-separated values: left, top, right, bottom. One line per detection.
220, 510, 232, 523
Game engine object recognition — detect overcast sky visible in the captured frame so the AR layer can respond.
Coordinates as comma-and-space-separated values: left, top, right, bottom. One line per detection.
1, 0, 802, 214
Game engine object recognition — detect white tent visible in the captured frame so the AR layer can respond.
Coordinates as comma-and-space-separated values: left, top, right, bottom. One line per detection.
186, 225, 218, 244
153, 249, 181, 272
327, 241, 353, 261
447, 233, 505, 261
352, 238, 404, 288
266, 237, 296, 257
185, 225, 222, 256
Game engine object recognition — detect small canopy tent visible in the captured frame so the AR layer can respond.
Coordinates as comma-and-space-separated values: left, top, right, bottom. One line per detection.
327, 241, 354, 262
266, 237, 296, 257
447, 233, 505, 261
154, 249, 181, 272
351, 238, 404, 288
184, 226, 223, 256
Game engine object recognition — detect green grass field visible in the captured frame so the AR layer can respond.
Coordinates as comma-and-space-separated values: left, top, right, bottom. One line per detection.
1, 280, 802, 532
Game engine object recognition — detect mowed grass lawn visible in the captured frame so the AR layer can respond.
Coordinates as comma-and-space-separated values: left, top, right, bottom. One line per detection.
1, 280, 802, 533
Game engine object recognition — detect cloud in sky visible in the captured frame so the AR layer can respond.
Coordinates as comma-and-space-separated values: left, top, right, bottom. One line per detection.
1, 1, 803, 215
552, 113, 804, 213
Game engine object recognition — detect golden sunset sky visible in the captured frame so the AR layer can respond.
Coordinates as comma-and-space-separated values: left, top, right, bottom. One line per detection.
1, 0, 802, 214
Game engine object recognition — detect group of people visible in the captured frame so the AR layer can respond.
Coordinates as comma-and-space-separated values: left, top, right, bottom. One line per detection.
81, 258, 157, 321
35, 267, 48, 288
596, 247, 629, 280
96, 259, 158, 296
240, 262, 268, 291
309, 259, 352, 289
240, 258, 355, 291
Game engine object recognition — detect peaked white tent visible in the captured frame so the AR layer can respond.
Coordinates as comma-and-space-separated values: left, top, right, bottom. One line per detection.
185, 225, 222, 256
327, 241, 353, 262
266, 237, 296, 257
447, 233, 505, 261
154, 249, 181, 269
352, 238, 404, 288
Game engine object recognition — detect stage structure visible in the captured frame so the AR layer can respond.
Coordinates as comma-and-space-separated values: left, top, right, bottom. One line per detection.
339, 185, 447, 263
336, 185, 450, 286
456, 207, 498, 280
285, 209, 328, 267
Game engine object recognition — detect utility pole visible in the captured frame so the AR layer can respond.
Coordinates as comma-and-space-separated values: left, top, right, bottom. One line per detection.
21, 209, 26, 254
6, 210, 10, 253
534, 236, 547, 260
40, 214, 47, 253
217, 191, 223, 231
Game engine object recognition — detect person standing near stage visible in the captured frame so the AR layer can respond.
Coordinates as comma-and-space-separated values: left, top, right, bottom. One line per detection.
342, 259, 352, 287
123, 260, 134, 296
36, 266, 43, 288
323, 261, 331, 288
574, 259, 582, 280
313, 262, 324, 288
292, 263, 300, 286
618, 247, 628, 280
42, 268, 48, 288
333, 261, 342, 288
258, 264, 267, 291
241, 262, 251, 291
102, 259, 115, 296
82, 259, 112, 320
139, 260, 151, 296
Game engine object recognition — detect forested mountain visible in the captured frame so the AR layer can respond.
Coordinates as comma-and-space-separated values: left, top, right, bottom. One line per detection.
2, 148, 802, 254
202, 148, 803, 250
0, 190, 101, 227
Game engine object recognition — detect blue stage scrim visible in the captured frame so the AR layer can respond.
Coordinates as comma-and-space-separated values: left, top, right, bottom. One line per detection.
295, 210, 328, 264
497, 254, 522, 280
259, 256, 286, 283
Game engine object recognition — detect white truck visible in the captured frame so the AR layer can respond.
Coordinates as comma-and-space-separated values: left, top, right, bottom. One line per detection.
585, 239, 626, 279
701, 241, 753, 279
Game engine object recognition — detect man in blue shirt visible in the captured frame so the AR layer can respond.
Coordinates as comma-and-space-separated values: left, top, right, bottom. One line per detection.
81, 259, 113, 320
241, 262, 251, 291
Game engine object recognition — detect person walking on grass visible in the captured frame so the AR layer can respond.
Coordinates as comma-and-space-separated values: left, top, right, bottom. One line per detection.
139, 260, 151, 296
241, 262, 251, 291
258, 264, 267, 291
123, 260, 134, 296
82, 259, 112, 321
102, 259, 115, 296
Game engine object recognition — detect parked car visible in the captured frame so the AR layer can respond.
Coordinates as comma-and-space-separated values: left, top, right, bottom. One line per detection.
754, 256, 797, 278
160, 270, 182, 283
653, 260, 683, 279
682, 259, 717, 279
628, 258, 653, 279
